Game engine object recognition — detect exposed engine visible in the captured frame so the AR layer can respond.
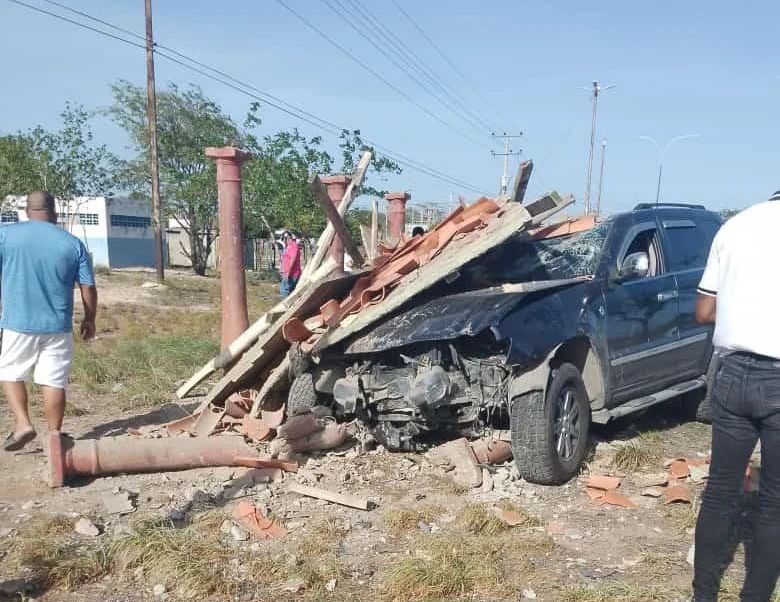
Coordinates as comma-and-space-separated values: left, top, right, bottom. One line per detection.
324, 338, 511, 451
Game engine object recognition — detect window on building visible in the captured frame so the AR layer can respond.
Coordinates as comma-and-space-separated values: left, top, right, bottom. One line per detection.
0, 211, 19, 223
111, 214, 151, 229
57, 212, 99, 226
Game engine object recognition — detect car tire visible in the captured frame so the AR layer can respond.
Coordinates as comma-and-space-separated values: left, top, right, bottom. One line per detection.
287, 372, 319, 416
510, 362, 591, 485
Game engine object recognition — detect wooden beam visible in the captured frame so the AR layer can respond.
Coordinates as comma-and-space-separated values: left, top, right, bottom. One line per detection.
298, 151, 371, 286
370, 199, 379, 258
359, 224, 373, 260
308, 174, 364, 269
511, 160, 534, 203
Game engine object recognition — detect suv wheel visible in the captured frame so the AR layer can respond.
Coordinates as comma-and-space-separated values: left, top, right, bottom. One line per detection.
681, 354, 717, 424
510, 362, 591, 485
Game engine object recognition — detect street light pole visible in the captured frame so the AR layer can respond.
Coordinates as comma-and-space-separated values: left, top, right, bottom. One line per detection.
636, 134, 701, 204
596, 138, 607, 215
583, 81, 614, 214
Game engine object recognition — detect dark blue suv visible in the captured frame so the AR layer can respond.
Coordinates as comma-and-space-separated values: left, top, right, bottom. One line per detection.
298, 203, 723, 484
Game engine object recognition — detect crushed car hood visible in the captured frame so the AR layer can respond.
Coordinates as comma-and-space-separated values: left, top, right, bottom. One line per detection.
343, 277, 591, 355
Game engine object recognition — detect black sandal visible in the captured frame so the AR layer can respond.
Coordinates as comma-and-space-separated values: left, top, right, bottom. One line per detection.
3, 430, 37, 452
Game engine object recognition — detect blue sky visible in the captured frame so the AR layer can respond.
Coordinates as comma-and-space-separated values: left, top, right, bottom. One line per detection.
2, 0, 778, 214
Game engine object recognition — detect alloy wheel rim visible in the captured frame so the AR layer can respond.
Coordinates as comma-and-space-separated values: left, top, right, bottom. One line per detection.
554, 387, 580, 461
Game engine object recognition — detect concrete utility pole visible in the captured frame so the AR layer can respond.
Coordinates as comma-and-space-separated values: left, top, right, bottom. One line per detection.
635, 134, 701, 204
491, 132, 523, 195
595, 138, 607, 215
583, 81, 614, 214
145, 0, 164, 282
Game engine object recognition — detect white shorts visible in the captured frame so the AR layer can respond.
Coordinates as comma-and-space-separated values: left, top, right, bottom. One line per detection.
0, 329, 73, 389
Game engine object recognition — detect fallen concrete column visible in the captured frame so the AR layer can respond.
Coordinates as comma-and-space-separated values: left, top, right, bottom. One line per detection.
48, 431, 260, 487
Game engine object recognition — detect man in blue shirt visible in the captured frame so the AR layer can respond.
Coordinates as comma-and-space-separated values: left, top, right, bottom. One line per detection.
0, 191, 98, 451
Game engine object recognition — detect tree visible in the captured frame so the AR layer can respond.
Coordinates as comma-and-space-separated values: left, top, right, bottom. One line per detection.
338, 129, 401, 198
0, 103, 116, 222
107, 81, 241, 275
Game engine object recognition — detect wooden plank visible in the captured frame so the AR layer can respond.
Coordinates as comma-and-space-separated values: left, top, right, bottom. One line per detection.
312, 193, 574, 353
298, 151, 371, 286
202, 270, 365, 407
359, 224, 373, 260
370, 199, 379, 257
178, 257, 339, 400
287, 483, 371, 510
309, 174, 364, 269
512, 160, 534, 203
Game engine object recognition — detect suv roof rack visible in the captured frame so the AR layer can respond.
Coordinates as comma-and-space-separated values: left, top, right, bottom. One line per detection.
633, 202, 706, 210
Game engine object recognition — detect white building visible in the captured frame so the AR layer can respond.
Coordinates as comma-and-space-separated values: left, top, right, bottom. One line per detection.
1, 196, 156, 269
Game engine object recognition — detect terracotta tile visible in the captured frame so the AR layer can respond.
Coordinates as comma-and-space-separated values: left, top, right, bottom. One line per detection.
282, 318, 313, 344
261, 405, 286, 429
601, 491, 637, 509
231, 501, 287, 539
669, 459, 690, 480
492, 507, 527, 527
546, 521, 565, 535
239, 416, 273, 443
686, 457, 709, 467
586, 474, 621, 491
641, 486, 665, 498
664, 484, 692, 505
585, 487, 606, 500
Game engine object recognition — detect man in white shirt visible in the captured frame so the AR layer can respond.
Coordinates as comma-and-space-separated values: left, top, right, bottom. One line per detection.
693, 190, 780, 602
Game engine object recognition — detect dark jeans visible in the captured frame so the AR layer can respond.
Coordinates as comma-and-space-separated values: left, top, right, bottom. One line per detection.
694, 352, 780, 602
280, 276, 298, 298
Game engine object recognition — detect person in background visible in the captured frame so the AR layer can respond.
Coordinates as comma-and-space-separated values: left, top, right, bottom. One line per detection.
412, 226, 425, 237
280, 230, 301, 298
0, 191, 97, 451
692, 190, 780, 601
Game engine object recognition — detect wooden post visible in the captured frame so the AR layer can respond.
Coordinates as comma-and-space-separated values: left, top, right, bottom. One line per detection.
309, 174, 364, 269
144, 0, 165, 282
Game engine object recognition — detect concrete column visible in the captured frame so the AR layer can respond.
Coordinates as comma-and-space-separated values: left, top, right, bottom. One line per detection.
205, 146, 250, 348
385, 191, 410, 242
321, 175, 351, 269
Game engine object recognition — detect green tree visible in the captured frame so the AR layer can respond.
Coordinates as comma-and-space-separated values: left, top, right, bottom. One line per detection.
107, 81, 241, 275
338, 129, 402, 198
0, 103, 116, 220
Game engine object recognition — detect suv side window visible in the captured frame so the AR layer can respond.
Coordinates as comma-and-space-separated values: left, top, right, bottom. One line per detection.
662, 219, 719, 272
622, 226, 662, 278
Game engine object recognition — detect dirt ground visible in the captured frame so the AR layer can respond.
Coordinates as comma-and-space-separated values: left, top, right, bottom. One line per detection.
0, 270, 765, 601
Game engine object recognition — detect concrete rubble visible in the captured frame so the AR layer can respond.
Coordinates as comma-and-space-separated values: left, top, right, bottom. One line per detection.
42, 148, 582, 494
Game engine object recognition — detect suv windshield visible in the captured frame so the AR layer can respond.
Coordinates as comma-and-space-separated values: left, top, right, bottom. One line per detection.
461, 221, 611, 287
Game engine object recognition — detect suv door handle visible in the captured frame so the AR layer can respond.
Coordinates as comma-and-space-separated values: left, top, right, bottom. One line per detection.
657, 290, 679, 302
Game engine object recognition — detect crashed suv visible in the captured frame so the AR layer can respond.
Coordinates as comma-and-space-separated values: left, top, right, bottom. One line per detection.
290, 203, 722, 484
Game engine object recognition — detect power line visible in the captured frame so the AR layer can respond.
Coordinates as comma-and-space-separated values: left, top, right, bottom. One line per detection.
273, 0, 492, 152
6, 0, 487, 193
389, 0, 508, 123
332, 0, 497, 134
322, 0, 486, 137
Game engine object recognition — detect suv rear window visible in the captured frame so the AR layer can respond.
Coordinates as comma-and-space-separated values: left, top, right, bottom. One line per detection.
662, 218, 721, 271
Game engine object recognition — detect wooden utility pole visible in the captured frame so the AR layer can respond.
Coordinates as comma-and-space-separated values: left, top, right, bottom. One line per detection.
145, 0, 164, 281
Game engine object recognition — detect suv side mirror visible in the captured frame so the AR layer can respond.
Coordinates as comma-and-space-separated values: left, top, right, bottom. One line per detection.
617, 251, 650, 282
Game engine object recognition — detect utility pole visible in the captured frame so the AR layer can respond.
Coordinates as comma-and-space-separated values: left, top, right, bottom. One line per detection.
145, 0, 164, 282
583, 81, 614, 214
491, 132, 523, 195
595, 138, 607, 215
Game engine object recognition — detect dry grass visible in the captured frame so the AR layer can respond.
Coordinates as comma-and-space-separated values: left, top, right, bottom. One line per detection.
611, 438, 661, 472
110, 516, 283, 598
664, 497, 699, 533
457, 501, 540, 535
384, 505, 444, 535
380, 516, 554, 602
381, 535, 502, 602
3, 515, 111, 590
558, 582, 682, 601
292, 519, 349, 591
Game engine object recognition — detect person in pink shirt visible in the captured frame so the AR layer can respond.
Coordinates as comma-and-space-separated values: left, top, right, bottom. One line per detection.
280, 231, 301, 297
